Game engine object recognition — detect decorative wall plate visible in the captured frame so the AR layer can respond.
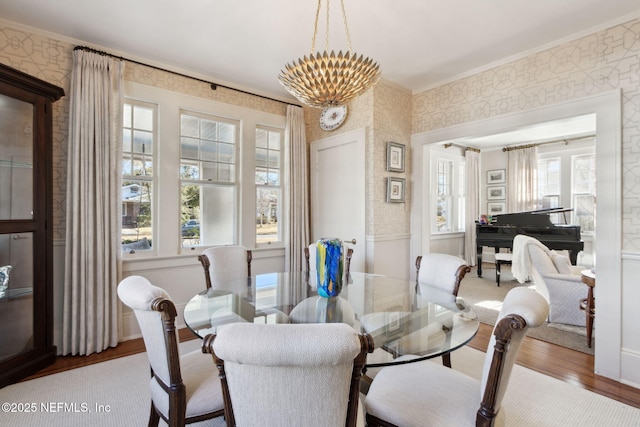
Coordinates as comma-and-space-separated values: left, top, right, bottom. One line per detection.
319, 105, 348, 131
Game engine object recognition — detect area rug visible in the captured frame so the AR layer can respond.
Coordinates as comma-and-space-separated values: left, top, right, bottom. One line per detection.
0, 340, 638, 426
458, 264, 594, 355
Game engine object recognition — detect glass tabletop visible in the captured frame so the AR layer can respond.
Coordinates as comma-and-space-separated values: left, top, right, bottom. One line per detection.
183, 271, 478, 366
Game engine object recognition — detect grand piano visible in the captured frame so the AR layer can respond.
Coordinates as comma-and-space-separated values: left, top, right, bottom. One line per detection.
475, 208, 584, 277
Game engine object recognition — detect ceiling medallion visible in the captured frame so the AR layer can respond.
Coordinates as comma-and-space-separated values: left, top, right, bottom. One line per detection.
278, 0, 381, 108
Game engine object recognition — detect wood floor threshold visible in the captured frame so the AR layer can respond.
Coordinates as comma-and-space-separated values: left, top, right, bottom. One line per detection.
20, 325, 640, 409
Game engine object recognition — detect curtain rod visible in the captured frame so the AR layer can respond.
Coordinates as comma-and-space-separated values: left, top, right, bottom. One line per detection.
444, 142, 481, 153
73, 45, 294, 106
502, 134, 595, 152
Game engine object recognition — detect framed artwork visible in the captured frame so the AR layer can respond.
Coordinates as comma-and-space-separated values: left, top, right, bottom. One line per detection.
386, 142, 405, 173
487, 169, 506, 184
386, 177, 406, 203
488, 202, 506, 215
487, 186, 505, 200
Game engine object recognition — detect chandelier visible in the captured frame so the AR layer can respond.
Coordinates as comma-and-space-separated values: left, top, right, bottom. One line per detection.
278, 0, 381, 108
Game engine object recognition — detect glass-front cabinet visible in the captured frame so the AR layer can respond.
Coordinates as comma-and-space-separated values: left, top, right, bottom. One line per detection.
0, 64, 64, 388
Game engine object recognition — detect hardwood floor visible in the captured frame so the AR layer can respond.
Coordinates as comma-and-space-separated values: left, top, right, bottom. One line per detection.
21, 325, 640, 409
469, 323, 640, 409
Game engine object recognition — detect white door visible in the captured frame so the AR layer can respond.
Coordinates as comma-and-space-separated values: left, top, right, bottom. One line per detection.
310, 129, 366, 272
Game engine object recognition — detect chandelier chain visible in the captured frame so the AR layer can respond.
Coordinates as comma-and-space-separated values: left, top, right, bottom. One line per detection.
310, 0, 353, 53
325, 0, 330, 51
340, 0, 353, 53
311, 0, 322, 53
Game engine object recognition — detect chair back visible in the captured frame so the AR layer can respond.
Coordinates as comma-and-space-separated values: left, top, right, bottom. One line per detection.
305, 242, 354, 274
415, 253, 470, 296
204, 323, 373, 427
117, 275, 181, 394
199, 246, 252, 290
477, 287, 549, 424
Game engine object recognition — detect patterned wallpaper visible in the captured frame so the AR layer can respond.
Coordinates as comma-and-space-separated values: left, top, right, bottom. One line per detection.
0, 22, 286, 241
372, 82, 412, 236
412, 17, 640, 251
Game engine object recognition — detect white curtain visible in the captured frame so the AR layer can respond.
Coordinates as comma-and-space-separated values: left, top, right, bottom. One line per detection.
62, 50, 124, 355
284, 105, 309, 272
464, 150, 480, 266
507, 146, 538, 213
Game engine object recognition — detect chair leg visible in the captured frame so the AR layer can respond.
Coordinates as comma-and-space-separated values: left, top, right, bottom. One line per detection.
442, 352, 452, 368
148, 402, 160, 427
496, 261, 501, 286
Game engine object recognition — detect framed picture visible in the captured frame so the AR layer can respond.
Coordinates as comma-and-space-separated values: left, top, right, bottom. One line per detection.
487, 169, 506, 184
386, 142, 405, 173
386, 177, 406, 203
488, 202, 506, 215
487, 186, 505, 200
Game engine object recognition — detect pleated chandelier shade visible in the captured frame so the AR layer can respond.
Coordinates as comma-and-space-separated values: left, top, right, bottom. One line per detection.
278, 0, 381, 108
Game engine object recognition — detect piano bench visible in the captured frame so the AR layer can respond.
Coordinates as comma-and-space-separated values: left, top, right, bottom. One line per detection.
495, 253, 513, 286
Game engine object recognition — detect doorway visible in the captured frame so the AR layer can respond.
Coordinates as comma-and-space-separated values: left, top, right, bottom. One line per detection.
410, 90, 622, 381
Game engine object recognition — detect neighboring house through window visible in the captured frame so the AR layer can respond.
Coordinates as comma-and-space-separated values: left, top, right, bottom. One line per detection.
121, 82, 286, 259
255, 126, 282, 245
121, 101, 155, 253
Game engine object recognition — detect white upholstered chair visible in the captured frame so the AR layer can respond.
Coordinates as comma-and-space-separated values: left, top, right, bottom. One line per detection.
117, 275, 224, 427
415, 253, 471, 299
198, 245, 252, 290
202, 322, 373, 427
364, 287, 549, 427
512, 234, 587, 326
415, 253, 471, 367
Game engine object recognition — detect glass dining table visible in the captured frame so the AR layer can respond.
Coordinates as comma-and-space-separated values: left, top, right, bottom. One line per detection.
183, 271, 479, 368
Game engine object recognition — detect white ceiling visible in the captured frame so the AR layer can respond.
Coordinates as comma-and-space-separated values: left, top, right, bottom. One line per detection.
1, 0, 639, 104
446, 113, 597, 150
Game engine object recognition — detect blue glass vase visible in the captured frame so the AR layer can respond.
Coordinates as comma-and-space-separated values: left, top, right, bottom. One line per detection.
315, 238, 343, 298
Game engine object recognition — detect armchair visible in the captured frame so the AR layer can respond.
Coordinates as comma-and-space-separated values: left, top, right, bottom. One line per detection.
512, 234, 588, 327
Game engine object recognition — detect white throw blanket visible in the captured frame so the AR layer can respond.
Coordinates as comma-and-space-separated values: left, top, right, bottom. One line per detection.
511, 234, 550, 283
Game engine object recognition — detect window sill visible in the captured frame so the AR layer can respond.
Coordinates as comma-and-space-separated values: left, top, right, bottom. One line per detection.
431, 231, 465, 240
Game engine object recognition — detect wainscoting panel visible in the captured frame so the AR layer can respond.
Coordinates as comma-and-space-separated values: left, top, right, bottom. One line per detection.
621, 252, 640, 389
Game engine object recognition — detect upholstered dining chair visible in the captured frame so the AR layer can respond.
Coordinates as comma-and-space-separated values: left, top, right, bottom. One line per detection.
305, 242, 354, 274
364, 287, 549, 427
415, 253, 471, 367
117, 275, 224, 427
198, 245, 252, 290
415, 253, 471, 298
202, 322, 374, 427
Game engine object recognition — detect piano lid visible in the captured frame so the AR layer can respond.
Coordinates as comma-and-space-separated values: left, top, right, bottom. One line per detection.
492, 207, 574, 227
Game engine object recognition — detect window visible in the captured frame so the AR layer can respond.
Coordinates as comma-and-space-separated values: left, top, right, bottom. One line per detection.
436, 160, 452, 232
255, 126, 282, 245
180, 112, 239, 247
122, 82, 286, 260
537, 157, 561, 223
432, 152, 465, 233
121, 102, 155, 253
572, 154, 595, 233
